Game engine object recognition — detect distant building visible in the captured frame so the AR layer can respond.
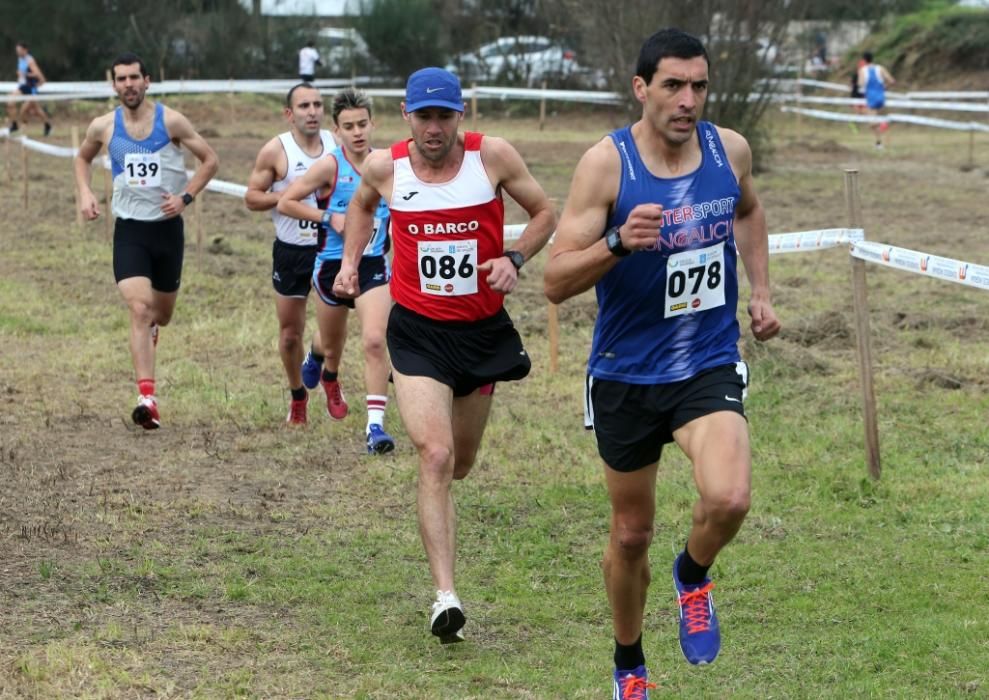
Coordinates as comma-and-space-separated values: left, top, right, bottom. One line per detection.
238, 0, 364, 16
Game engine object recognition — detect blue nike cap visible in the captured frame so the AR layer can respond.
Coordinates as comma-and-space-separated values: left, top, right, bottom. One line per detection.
405, 67, 464, 113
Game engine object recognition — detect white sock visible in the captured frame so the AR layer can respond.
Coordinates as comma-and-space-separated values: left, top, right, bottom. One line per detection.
366, 394, 387, 432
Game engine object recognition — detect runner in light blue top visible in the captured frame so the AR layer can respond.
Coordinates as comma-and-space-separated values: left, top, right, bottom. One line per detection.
74, 52, 218, 430
7, 41, 52, 136
277, 88, 396, 454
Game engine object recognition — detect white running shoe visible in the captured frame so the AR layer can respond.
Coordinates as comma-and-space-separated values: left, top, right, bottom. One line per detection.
430, 589, 465, 644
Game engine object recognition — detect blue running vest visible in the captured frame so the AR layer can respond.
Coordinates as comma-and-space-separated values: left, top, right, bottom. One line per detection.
588, 121, 742, 384
864, 65, 885, 109
315, 145, 390, 262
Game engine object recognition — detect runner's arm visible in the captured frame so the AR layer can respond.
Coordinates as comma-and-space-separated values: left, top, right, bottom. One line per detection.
244, 139, 282, 211
544, 140, 627, 303
723, 129, 780, 341
277, 157, 337, 224
167, 110, 219, 199
27, 57, 45, 85
477, 137, 556, 292
340, 150, 389, 268
73, 117, 107, 221
484, 137, 556, 262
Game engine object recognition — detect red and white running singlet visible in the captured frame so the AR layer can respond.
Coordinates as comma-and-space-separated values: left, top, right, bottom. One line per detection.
388, 132, 505, 322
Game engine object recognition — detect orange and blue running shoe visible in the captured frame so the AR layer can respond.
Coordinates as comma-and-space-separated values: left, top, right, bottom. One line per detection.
613, 665, 655, 700
673, 553, 720, 664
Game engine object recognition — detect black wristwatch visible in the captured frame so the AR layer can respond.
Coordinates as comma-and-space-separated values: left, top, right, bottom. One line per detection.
181, 192, 194, 206
605, 226, 631, 257
503, 250, 525, 271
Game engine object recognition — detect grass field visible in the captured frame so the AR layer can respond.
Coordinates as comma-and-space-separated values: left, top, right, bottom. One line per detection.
1, 94, 988, 698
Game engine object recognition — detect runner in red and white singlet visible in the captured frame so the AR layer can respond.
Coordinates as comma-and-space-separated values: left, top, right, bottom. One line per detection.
332, 67, 555, 645
388, 131, 505, 322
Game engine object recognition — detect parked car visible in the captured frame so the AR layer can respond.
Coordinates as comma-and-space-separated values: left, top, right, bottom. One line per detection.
445, 36, 579, 86
316, 27, 375, 76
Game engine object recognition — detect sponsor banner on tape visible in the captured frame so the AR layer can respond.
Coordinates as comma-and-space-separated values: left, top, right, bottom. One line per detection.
768, 228, 864, 254
851, 240, 989, 291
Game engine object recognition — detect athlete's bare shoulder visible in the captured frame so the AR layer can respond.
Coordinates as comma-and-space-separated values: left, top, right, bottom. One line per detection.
85, 110, 117, 145
575, 134, 622, 198
362, 148, 393, 188
713, 125, 752, 179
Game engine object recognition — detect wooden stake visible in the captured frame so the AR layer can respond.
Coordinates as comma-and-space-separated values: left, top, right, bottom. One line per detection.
795, 62, 803, 137
21, 141, 28, 209
844, 169, 881, 480
539, 80, 547, 131
71, 126, 83, 226
105, 69, 114, 108
195, 193, 204, 266
967, 127, 975, 169
547, 302, 559, 373
102, 164, 113, 241
470, 82, 477, 132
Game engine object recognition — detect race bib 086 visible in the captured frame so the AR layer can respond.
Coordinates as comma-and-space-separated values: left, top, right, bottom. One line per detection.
417, 239, 477, 296
664, 242, 726, 317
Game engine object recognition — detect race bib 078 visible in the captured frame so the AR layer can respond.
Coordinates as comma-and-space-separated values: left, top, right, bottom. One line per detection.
417, 239, 477, 296
664, 242, 726, 317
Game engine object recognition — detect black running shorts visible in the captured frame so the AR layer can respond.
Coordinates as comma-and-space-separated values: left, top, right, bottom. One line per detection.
272, 239, 317, 298
113, 216, 184, 292
313, 255, 389, 309
387, 303, 531, 397
587, 362, 749, 472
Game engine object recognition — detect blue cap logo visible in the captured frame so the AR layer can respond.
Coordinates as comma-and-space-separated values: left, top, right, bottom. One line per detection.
405, 67, 464, 113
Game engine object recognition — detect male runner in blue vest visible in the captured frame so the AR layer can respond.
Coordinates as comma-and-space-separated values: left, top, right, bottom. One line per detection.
544, 28, 780, 699
858, 52, 896, 149
7, 41, 52, 136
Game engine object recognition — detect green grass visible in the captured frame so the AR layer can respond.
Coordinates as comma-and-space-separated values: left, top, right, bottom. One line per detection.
0, 106, 988, 698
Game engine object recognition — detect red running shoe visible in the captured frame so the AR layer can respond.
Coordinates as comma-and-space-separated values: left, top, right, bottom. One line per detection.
132, 395, 160, 430
321, 378, 348, 420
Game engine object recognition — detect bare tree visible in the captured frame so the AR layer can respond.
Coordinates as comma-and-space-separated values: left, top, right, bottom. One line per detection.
545, 0, 809, 167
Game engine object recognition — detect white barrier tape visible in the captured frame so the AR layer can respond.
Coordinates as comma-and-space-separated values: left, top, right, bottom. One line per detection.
768, 228, 864, 254
794, 78, 853, 92
783, 94, 989, 113
781, 106, 989, 132
200, 177, 248, 198
472, 86, 622, 105
851, 240, 989, 291
906, 90, 989, 100
0, 79, 623, 105
503, 224, 525, 241
12, 134, 76, 158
